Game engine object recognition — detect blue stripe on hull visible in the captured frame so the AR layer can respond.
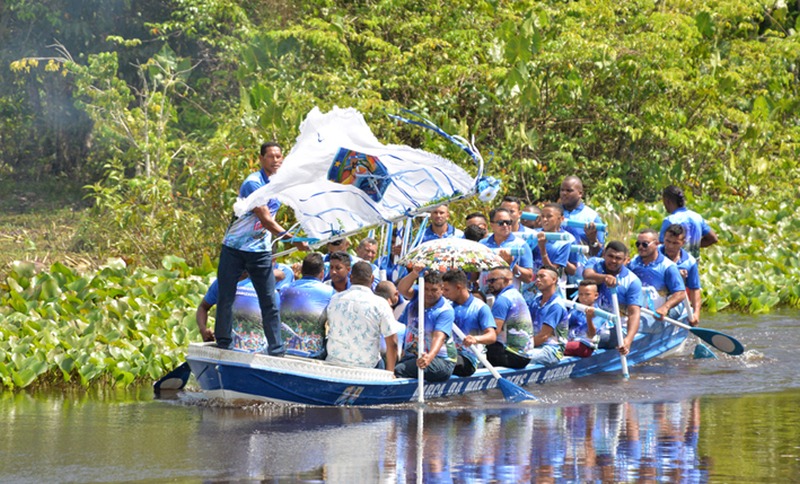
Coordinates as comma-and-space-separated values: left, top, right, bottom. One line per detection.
188, 325, 687, 406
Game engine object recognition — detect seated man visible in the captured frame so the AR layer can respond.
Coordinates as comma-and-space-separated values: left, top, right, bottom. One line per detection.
373, 280, 406, 360
278, 252, 335, 357
564, 280, 606, 357
441, 269, 497, 377
527, 267, 569, 366
196, 272, 267, 352
395, 263, 457, 382
521, 203, 575, 303
326, 251, 352, 293
484, 266, 535, 369
582, 241, 643, 355
660, 224, 701, 326
480, 208, 534, 289
628, 228, 686, 331
321, 262, 398, 370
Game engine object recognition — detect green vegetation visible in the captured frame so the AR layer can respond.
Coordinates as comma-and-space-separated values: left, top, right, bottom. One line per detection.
1, 0, 799, 388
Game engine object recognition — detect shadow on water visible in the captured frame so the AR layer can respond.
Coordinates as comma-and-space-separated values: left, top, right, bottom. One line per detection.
1, 311, 799, 482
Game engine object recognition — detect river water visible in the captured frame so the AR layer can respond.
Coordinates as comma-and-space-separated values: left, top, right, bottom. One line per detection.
2, 311, 799, 482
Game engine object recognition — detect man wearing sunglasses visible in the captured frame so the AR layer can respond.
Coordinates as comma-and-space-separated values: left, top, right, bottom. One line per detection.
628, 228, 686, 331
582, 240, 643, 355
480, 208, 534, 288
485, 266, 535, 369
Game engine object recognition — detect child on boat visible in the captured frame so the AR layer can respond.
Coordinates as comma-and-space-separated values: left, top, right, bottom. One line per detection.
564, 280, 604, 357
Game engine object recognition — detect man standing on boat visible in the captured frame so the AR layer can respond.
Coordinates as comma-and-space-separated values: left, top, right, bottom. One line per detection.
660, 185, 718, 258
321, 261, 398, 370
420, 204, 463, 242
441, 269, 496, 377
659, 224, 701, 326
628, 229, 686, 332
395, 263, 457, 382
485, 266, 535, 369
213, 142, 309, 354
582, 241, 643, 355
560, 176, 605, 257
279, 252, 335, 357
480, 208, 534, 288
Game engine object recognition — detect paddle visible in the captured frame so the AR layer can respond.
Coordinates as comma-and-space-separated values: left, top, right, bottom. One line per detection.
450, 325, 537, 403
520, 213, 607, 232
417, 274, 425, 404
684, 293, 717, 359
611, 290, 630, 379
153, 361, 191, 394
640, 307, 745, 355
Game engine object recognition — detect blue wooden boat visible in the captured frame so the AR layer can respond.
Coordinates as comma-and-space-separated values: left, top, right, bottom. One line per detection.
186, 324, 688, 406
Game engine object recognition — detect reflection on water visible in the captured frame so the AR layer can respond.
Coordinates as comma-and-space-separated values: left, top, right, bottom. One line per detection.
1, 312, 799, 482
3, 389, 800, 482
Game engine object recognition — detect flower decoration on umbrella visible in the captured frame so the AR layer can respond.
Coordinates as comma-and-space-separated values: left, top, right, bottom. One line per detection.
399, 238, 509, 273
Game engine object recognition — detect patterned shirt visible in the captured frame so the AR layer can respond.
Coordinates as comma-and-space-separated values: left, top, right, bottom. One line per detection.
324, 285, 397, 368
279, 277, 335, 356
400, 290, 457, 362
491, 285, 535, 358
203, 278, 266, 352
222, 169, 281, 252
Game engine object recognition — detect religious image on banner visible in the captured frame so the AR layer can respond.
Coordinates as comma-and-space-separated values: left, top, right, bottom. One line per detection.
327, 148, 390, 202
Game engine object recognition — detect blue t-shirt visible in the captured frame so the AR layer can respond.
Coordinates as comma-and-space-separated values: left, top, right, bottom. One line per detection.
480, 233, 533, 271
491, 285, 535, 358
567, 306, 610, 347
274, 263, 295, 292
528, 292, 568, 349
222, 169, 281, 252
400, 290, 457, 362
526, 229, 574, 271
658, 245, 701, 290
279, 276, 336, 356
450, 294, 496, 367
628, 253, 686, 311
584, 257, 644, 312
563, 203, 606, 248
420, 223, 464, 243
659, 207, 711, 258
204, 278, 267, 351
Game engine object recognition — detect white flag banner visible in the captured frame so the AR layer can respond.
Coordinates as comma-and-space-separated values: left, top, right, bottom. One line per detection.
233, 106, 477, 240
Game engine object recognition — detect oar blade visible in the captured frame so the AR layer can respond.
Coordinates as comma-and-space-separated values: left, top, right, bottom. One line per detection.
690, 328, 744, 356
497, 378, 537, 403
153, 362, 191, 394
693, 342, 718, 359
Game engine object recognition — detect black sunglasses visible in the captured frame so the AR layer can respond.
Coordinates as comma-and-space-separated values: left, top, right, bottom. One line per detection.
492, 220, 512, 226
486, 277, 507, 284
635, 241, 651, 248
329, 239, 344, 246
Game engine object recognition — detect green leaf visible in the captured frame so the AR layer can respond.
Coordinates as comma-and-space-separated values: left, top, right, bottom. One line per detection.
695, 12, 714, 39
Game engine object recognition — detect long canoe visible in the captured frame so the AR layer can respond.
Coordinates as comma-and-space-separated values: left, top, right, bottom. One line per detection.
186, 323, 688, 406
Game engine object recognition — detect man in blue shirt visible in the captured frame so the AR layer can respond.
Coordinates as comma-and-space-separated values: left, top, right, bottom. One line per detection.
279, 252, 336, 357
582, 241, 643, 355
560, 176, 604, 257
395, 263, 457, 381
527, 267, 569, 366
660, 224, 702, 326
420, 204, 463, 242
485, 266, 535, 369
480, 208, 534, 288
214, 142, 309, 354
442, 269, 496, 377
501, 195, 535, 235
628, 228, 686, 331
660, 185, 718, 258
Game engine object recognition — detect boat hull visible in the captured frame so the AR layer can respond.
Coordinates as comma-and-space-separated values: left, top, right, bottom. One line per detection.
187, 324, 688, 406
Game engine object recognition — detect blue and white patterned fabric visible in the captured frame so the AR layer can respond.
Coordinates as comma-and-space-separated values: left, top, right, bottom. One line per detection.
451, 294, 496, 368
222, 169, 281, 252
